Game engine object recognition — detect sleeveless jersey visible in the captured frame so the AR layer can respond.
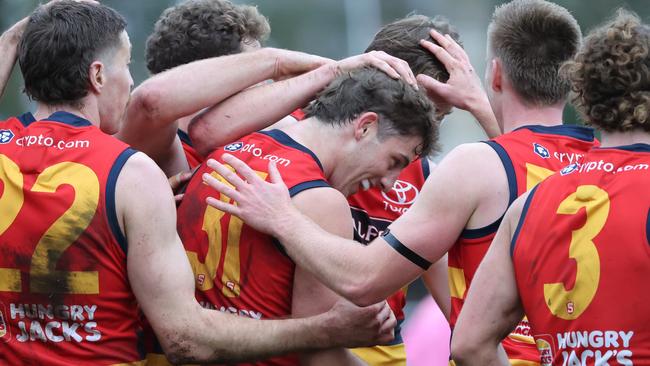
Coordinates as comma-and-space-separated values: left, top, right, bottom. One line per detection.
176, 130, 330, 366
0, 112, 142, 365
347, 158, 430, 366
512, 144, 650, 365
448, 124, 598, 365
177, 129, 203, 169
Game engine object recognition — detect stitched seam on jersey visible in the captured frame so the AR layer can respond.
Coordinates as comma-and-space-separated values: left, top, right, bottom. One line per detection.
106, 148, 137, 254
258, 130, 325, 171
510, 185, 539, 258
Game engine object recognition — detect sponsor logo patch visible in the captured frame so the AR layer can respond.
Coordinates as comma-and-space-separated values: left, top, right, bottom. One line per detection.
224, 142, 244, 152
0, 129, 14, 144
533, 142, 550, 159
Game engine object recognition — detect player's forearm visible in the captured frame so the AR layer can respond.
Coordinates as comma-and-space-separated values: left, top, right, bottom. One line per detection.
189, 64, 336, 156
131, 48, 279, 129
169, 308, 335, 364
422, 255, 451, 320
0, 17, 27, 99
468, 95, 501, 138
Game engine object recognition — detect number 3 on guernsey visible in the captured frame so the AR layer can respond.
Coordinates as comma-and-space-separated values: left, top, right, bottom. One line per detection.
185, 165, 267, 298
543, 185, 609, 320
0, 154, 100, 294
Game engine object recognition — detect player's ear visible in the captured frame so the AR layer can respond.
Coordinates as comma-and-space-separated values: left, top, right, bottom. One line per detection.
489, 58, 502, 93
353, 112, 379, 141
88, 60, 105, 94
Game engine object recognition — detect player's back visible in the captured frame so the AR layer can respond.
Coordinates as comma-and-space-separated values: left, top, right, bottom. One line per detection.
0, 112, 142, 365
176, 130, 330, 366
347, 158, 430, 365
512, 144, 650, 365
448, 124, 599, 363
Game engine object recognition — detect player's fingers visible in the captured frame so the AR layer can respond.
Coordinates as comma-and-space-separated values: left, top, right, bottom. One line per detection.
444, 33, 469, 63
267, 161, 287, 187
205, 157, 246, 189
417, 74, 451, 101
174, 193, 184, 204
419, 39, 457, 71
428, 28, 452, 49
202, 173, 243, 202
368, 58, 401, 80
221, 153, 265, 184
375, 51, 417, 86
206, 196, 241, 216
378, 310, 397, 344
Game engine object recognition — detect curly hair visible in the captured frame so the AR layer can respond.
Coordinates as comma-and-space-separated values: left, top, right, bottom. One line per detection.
19, 1, 126, 106
562, 9, 650, 132
145, 0, 270, 74
304, 67, 439, 157
488, 0, 581, 106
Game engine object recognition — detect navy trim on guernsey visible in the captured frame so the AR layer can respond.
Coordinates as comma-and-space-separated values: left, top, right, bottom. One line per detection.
382, 229, 431, 270
647, 209, 650, 247
17, 112, 36, 127
598, 143, 650, 153
46, 111, 93, 127
461, 217, 504, 239
260, 129, 325, 172
509, 185, 539, 257
483, 140, 518, 205
288, 179, 330, 197
177, 129, 193, 147
420, 158, 431, 179
106, 148, 137, 254
514, 124, 595, 142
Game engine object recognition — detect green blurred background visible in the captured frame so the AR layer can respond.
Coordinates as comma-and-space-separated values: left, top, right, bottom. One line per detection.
1, 0, 647, 151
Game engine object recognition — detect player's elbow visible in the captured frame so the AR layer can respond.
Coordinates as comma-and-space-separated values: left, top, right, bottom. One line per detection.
130, 83, 164, 123
341, 277, 383, 307
450, 330, 482, 364
158, 329, 227, 365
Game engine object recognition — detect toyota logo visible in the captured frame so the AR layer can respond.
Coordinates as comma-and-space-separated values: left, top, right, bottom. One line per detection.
381, 180, 419, 205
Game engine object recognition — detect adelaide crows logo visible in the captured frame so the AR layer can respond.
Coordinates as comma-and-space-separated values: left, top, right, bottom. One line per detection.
533, 143, 550, 159
0, 129, 14, 144
224, 141, 243, 152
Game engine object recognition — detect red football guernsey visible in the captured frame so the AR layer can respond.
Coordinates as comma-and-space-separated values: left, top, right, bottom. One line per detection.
448, 124, 598, 364
0, 112, 142, 365
177, 130, 329, 366
512, 144, 650, 365
177, 129, 203, 169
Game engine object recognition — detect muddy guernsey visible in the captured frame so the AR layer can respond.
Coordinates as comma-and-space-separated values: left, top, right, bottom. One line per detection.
347, 158, 430, 365
448, 124, 599, 365
0, 112, 141, 365
176, 130, 330, 366
511, 144, 650, 366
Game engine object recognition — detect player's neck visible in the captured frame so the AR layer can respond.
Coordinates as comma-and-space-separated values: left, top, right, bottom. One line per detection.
34, 100, 99, 127
500, 97, 565, 133
280, 118, 344, 177
600, 130, 650, 148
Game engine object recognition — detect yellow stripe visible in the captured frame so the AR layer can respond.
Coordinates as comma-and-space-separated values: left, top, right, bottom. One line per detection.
448, 267, 466, 299
350, 343, 406, 366
110, 360, 146, 366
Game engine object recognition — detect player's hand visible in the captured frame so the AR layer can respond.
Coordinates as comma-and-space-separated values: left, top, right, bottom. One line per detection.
271, 48, 333, 81
417, 29, 500, 137
323, 299, 396, 348
331, 51, 418, 88
203, 154, 293, 237
168, 168, 194, 204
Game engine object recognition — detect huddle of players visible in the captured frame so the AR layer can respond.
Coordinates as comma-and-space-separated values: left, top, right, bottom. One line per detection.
0, 0, 647, 365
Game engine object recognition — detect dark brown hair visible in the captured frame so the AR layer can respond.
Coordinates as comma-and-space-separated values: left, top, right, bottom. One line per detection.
562, 9, 650, 132
366, 14, 461, 83
304, 67, 439, 156
145, 0, 270, 74
18, 1, 127, 106
488, 0, 581, 105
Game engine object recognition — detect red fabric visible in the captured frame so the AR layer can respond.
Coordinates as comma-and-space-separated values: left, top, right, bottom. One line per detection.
0, 115, 142, 365
513, 146, 650, 365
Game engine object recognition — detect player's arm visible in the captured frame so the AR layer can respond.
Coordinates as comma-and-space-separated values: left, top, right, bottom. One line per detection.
416, 29, 500, 138
118, 48, 329, 176
0, 16, 27, 100
422, 254, 451, 320
291, 187, 371, 366
202, 143, 496, 307
189, 51, 419, 156
450, 192, 529, 366
117, 153, 395, 364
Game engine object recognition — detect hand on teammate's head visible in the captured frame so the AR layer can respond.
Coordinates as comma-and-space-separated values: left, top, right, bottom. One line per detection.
270, 48, 333, 81
332, 51, 418, 88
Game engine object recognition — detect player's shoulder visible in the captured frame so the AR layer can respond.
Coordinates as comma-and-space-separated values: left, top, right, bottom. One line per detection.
440, 142, 502, 170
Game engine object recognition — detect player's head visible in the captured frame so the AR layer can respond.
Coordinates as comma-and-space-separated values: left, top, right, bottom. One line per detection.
366, 14, 461, 118
146, 0, 270, 75
486, 0, 581, 125
562, 9, 650, 133
304, 67, 438, 196
19, 1, 131, 135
